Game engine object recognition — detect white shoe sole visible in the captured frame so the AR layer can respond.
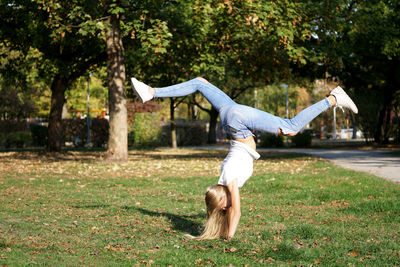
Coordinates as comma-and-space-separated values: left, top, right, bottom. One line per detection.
331, 86, 358, 114
131, 77, 152, 103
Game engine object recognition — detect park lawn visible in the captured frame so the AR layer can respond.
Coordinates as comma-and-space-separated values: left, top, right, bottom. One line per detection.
0, 149, 399, 266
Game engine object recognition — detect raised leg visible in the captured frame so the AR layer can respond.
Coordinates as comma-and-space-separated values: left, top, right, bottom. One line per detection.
154, 78, 236, 112
222, 99, 332, 136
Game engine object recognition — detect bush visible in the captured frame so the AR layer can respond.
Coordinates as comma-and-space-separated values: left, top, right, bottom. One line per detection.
0, 132, 6, 147
6, 131, 32, 148
0, 121, 29, 135
259, 133, 284, 148
63, 118, 109, 148
291, 131, 312, 147
177, 122, 207, 146
161, 121, 208, 146
63, 118, 87, 147
90, 118, 109, 147
30, 124, 48, 147
130, 113, 162, 147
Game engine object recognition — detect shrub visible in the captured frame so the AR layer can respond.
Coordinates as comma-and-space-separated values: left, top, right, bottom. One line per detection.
259, 133, 284, 148
6, 131, 32, 148
90, 118, 109, 148
30, 124, 48, 147
63, 118, 109, 148
291, 131, 312, 147
177, 122, 207, 146
0, 132, 6, 147
128, 131, 135, 147
161, 121, 208, 146
0, 121, 29, 135
130, 113, 162, 147
63, 118, 86, 147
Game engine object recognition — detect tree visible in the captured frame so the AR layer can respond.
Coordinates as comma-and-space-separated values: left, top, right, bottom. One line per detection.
0, 45, 50, 119
126, 0, 324, 145
0, 0, 106, 151
316, 0, 400, 143
99, 0, 128, 160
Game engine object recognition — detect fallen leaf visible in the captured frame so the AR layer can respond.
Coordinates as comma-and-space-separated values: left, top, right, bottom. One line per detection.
266, 257, 275, 263
348, 251, 360, 257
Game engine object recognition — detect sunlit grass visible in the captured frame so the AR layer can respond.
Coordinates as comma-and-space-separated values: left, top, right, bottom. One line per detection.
0, 149, 399, 266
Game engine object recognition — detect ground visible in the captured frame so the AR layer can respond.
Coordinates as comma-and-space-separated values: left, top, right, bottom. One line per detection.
1, 148, 400, 266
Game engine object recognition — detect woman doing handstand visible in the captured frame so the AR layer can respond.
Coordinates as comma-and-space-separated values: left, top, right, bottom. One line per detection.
131, 77, 358, 240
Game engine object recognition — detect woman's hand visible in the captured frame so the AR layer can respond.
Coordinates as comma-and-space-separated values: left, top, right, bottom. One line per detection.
278, 128, 297, 137
226, 179, 241, 239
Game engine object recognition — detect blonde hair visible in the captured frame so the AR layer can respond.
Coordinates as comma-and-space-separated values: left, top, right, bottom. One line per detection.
188, 185, 230, 240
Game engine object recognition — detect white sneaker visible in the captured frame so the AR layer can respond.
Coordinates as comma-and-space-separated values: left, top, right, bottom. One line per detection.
330, 86, 358, 114
131, 77, 153, 103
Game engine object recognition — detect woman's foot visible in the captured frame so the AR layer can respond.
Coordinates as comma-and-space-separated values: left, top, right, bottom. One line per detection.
330, 86, 358, 113
131, 77, 154, 103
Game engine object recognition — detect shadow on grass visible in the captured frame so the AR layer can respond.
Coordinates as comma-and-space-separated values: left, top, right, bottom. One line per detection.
71, 203, 203, 235
0, 147, 308, 162
134, 150, 307, 161
124, 206, 203, 236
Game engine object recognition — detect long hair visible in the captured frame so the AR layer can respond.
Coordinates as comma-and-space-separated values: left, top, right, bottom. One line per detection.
188, 185, 230, 240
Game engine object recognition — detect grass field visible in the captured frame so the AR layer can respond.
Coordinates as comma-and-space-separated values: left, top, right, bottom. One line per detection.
1, 148, 399, 266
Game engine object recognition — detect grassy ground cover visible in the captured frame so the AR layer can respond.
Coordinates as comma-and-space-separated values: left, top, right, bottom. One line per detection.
0, 149, 399, 266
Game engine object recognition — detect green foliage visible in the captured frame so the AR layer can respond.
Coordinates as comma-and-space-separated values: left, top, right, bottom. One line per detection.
291, 131, 312, 147
320, 0, 400, 143
6, 131, 32, 148
130, 113, 162, 148
259, 133, 284, 148
66, 73, 108, 117
0, 45, 51, 119
30, 124, 48, 147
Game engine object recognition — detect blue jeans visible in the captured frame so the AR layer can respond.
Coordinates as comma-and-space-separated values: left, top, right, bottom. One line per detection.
154, 78, 331, 139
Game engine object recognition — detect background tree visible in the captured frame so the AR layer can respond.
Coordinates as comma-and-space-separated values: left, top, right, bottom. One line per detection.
126, 0, 325, 145
0, 0, 106, 151
316, 0, 400, 143
0, 45, 50, 119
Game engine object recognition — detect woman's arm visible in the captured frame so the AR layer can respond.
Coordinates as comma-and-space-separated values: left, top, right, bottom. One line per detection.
226, 179, 241, 239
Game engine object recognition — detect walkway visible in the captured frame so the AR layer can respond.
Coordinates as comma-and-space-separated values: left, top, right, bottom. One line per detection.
196, 144, 400, 183
263, 148, 400, 183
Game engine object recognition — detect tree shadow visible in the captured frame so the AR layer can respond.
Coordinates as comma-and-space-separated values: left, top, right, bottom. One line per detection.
123, 206, 204, 236
0, 146, 308, 163
137, 149, 307, 161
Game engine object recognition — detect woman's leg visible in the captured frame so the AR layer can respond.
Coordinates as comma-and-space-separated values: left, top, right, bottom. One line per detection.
224, 99, 332, 135
154, 78, 236, 112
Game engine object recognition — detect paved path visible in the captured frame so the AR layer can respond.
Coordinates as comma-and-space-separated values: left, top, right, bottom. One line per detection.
263, 148, 400, 183
196, 145, 400, 183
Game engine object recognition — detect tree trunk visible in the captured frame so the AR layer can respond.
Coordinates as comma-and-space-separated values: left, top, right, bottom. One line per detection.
383, 104, 393, 144
105, 13, 128, 161
374, 86, 394, 144
47, 74, 68, 152
170, 98, 177, 148
208, 107, 219, 144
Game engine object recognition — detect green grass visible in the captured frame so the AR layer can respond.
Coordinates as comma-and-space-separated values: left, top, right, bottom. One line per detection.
1, 150, 400, 266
